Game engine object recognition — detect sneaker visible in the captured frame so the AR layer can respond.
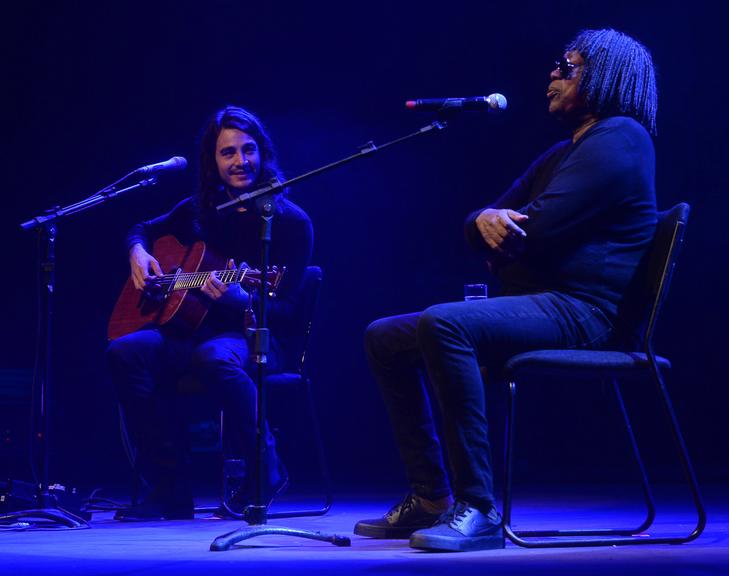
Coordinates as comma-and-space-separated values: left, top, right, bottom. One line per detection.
409, 501, 505, 551
354, 493, 446, 539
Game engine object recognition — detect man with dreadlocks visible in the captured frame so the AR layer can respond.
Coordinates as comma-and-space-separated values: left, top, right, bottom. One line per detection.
354, 29, 658, 551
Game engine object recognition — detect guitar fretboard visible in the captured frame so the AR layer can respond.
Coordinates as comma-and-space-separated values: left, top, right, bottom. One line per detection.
153, 269, 253, 292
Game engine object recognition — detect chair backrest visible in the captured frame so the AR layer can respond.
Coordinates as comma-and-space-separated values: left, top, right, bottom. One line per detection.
620, 203, 690, 351
278, 265, 323, 374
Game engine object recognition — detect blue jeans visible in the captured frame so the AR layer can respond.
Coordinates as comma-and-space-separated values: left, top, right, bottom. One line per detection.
107, 325, 279, 492
364, 291, 614, 513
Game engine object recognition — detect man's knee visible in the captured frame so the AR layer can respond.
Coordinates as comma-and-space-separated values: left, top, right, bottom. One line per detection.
417, 304, 456, 343
364, 315, 408, 362
106, 336, 140, 371
364, 317, 391, 349
191, 342, 242, 377
106, 336, 155, 398
106, 330, 165, 372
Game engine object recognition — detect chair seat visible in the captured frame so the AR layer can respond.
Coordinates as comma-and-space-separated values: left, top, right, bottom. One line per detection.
504, 349, 671, 379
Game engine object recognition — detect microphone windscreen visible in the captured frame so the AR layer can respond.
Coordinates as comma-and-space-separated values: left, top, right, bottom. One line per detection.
487, 93, 508, 111
169, 156, 188, 170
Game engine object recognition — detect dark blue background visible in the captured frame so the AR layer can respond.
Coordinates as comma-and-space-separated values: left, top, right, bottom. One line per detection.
2, 1, 726, 495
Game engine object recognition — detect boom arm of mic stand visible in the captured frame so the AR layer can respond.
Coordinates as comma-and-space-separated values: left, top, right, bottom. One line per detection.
215, 121, 447, 213
20, 177, 158, 231
208, 120, 446, 550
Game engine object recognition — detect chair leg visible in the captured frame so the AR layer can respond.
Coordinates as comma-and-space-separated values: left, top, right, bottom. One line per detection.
516, 378, 656, 538
503, 371, 706, 548
118, 408, 142, 507
194, 382, 335, 520
193, 410, 225, 515
501, 381, 518, 543
647, 354, 706, 542
305, 375, 334, 507
611, 377, 655, 534
267, 376, 332, 519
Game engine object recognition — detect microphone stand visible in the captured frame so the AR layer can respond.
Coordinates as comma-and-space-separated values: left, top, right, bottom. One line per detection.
1, 177, 158, 529
209, 120, 446, 551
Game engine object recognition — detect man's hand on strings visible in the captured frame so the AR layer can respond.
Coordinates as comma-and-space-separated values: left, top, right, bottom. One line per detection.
129, 244, 163, 290
202, 259, 250, 307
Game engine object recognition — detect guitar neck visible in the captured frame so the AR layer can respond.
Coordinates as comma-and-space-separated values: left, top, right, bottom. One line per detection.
159, 269, 251, 292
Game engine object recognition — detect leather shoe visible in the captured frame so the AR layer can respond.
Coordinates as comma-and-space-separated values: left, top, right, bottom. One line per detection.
354, 493, 445, 539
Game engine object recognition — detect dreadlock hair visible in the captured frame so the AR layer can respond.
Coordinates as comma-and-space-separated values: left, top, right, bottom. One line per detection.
568, 29, 658, 135
197, 105, 285, 212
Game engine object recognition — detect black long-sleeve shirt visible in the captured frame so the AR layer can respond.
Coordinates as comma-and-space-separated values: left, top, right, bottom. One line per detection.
465, 116, 657, 338
126, 195, 313, 342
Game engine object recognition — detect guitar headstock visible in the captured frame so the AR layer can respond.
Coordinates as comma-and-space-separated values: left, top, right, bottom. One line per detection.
240, 266, 286, 297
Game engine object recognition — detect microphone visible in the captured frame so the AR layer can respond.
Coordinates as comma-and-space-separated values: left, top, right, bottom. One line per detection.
133, 156, 188, 176
405, 93, 507, 112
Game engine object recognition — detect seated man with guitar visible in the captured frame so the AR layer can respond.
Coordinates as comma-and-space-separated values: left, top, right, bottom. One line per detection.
107, 106, 313, 521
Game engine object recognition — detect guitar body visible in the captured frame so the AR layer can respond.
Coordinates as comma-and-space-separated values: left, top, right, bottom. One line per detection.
108, 235, 225, 340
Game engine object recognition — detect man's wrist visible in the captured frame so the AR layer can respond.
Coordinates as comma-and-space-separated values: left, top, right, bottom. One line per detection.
129, 243, 145, 257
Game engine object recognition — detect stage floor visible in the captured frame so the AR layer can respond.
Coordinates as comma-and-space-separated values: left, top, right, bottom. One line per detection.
1, 487, 727, 576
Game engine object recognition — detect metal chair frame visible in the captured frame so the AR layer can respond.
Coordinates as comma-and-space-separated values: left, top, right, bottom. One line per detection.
501, 203, 706, 547
196, 265, 332, 518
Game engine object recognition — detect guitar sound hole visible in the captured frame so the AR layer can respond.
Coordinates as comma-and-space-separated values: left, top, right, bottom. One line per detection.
140, 279, 168, 306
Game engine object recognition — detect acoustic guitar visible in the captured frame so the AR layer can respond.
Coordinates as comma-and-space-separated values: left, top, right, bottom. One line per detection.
108, 234, 284, 340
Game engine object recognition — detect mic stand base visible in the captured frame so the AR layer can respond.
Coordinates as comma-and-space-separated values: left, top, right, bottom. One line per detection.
210, 525, 350, 551
208, 201, 349, 551
0, 481, 89, 528
2, 223, 90, 530
0, 508, 89, 529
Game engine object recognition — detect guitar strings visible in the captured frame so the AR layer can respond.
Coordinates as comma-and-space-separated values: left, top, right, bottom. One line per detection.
148, 268, 278, 290
159, 269, 245, 289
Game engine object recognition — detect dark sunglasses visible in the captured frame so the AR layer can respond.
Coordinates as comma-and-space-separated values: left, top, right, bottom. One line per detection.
554, 57, 580, 79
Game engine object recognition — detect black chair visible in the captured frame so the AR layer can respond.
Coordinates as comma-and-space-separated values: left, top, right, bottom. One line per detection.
195, 265, 332, 518
501, 203, 706, 547
255, 265, 332, 519
124, 265, 332, 518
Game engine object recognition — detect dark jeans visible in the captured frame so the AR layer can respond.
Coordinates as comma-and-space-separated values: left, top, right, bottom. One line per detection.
364, 291, 614, 513
106, 325, 279, 496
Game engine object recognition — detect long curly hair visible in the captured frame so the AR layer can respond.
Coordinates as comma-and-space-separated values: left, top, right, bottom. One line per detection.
197, 105, 284, 211
568, 29, 658, 135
